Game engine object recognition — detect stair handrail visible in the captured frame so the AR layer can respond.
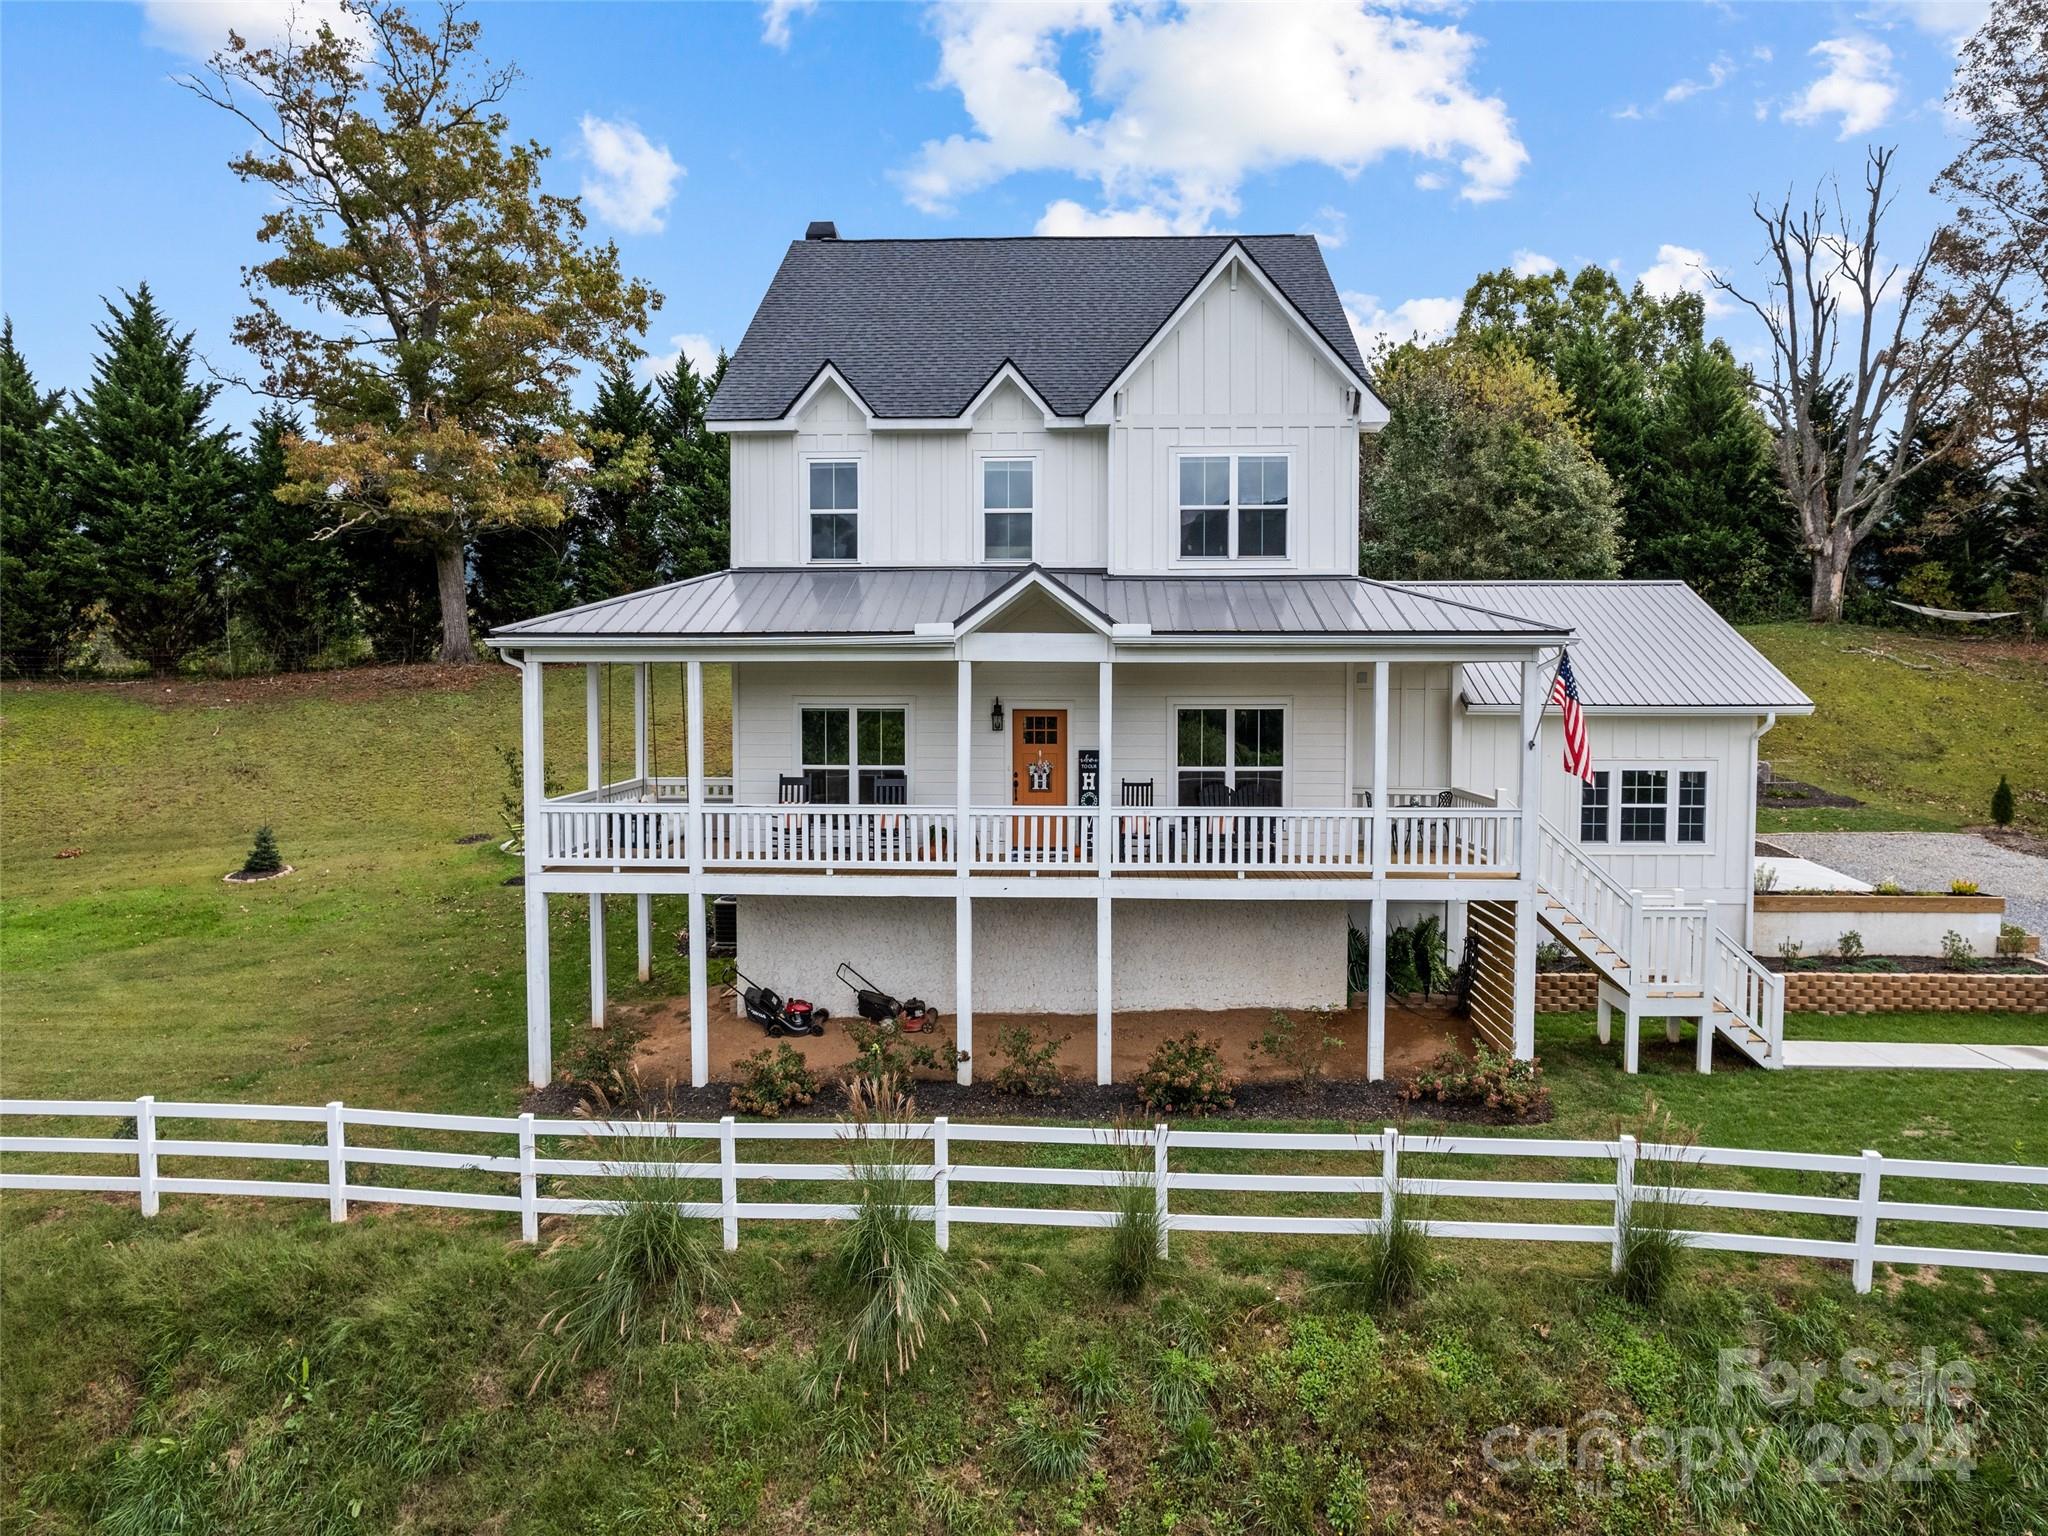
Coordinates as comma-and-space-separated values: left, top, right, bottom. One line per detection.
1709, 929, 1783, 1063
1536, 819, 1636, 956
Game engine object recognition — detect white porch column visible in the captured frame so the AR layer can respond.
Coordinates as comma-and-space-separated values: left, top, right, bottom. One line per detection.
1513, 655, 1545, 1059
1095, 894, 1113, 1085
1369, 661, 1390, 866
955, 659, 973, 874
1367, 893, 1388, 1081
955, 891, 974, 1086
589, 894, 606, 1026
687, 661, 708, 1087
585, 663, 602, 789
1096, 657, 1113, 1084
634, 663, 651, 980
525, 887, 552, 1087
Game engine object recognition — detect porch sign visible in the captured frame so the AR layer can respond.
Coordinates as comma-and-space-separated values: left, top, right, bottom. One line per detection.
1077, 748, 1100, 807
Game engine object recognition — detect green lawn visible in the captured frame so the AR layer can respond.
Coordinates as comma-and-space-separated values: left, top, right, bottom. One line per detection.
1740, 623, 2048, 833
5, 669, 2046, 1535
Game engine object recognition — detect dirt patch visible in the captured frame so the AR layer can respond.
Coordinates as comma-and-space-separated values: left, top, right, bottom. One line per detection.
7, 662, 502, 711
1978, 825, 2048, 859
1758, 778, 1865, 811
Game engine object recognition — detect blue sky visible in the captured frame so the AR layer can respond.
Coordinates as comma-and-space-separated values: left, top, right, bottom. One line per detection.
0, 0, 1986, 434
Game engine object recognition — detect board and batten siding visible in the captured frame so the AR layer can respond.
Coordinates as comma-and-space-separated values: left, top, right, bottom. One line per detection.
728, 379, 1109, 568
1459, 711, 1763, 941
731, 661, 1351, 807
1109, 273, 1361, 575
1351, 664, 1455, 796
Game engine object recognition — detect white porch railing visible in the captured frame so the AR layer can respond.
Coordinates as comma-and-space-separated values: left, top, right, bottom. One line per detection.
969, 807, 1098, 869
1116, 808, 1370, 871
1631, 893, 1710, 991
1536, 821, 1636, 950
1385, 808, 1520, 872
537, 803, 690, 866
5, 1098, 2044, 1293
1710, 933, 1786, 1065
701, 806, 960, 868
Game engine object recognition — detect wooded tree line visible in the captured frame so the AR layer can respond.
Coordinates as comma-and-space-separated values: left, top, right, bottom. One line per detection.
0, 298, 729, 676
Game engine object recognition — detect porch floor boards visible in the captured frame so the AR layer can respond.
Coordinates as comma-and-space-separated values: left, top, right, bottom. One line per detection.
621, 996, 1476, 1088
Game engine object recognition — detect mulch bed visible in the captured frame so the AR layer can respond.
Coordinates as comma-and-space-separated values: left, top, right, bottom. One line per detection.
521, 1073, 1545, 1127
1763, 954, 2043, 976
1757, 778, 1865, 810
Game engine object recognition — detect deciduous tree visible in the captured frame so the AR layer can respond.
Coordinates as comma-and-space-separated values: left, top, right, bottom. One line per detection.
183, 0, 658, 662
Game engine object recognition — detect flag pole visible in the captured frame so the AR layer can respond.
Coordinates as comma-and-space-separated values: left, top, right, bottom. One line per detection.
1527, 645, 1567, 751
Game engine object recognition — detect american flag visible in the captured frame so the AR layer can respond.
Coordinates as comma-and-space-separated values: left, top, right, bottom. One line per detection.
1550, 653, 1594, 783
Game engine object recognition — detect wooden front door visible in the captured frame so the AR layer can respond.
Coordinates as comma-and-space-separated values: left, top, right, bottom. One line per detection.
1011, 709, 1068, 855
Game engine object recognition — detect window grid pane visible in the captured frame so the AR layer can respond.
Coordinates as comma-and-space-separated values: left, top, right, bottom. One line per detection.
1579, 771, 1610, 842
1233, 708, 1284, 769
810, 512, 857, 561
984, 511, 1032, 561
1619, 769, 1668, 843
1178, 456, 1230, 558
1678, 770, 1707, 843
1176, 707, 1227, 769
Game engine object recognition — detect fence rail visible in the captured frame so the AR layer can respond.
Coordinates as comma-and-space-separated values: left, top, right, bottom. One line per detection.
3, 1098, 2043, 1294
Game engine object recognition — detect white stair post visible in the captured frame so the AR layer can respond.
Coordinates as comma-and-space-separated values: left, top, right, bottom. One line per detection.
719, 1115, 739, 1251
135, 1095, 158, 1218
1611, 1133, 1636, 1273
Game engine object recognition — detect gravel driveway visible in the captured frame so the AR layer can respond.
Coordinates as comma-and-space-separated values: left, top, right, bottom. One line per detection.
1766, 832, 2048, 939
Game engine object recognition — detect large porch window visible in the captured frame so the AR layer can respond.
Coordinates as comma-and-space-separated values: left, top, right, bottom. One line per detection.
799, 705, 906, 802
1175, 706, 1284, 806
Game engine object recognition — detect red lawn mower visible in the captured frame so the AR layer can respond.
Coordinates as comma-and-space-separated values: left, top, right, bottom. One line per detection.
836, 962, 938, 1034
730, 970, 828, 1038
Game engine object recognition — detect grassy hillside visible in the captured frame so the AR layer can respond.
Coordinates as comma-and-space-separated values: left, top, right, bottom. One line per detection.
1741, 624, 2048, 833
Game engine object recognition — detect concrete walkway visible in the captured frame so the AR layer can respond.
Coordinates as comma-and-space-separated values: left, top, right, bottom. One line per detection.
1781, 1040, 2048, 1070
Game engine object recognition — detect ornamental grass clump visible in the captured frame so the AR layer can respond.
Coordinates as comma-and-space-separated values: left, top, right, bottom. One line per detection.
531, 1118, 727, 1393
1103, 1116, 1164, 1300
828, 1075, 981, 1386
1350, 1179, 1431, 1312
1612, 1100, 1698, 1311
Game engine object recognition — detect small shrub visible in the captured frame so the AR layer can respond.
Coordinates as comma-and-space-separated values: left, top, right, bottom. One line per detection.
1103, 1120, 1163, 1300
728, 1044, 819, 1118
240, 825, 284, 876
1150, 1346, 1216, 1426
1134, 1032, 1235, 1117
1941, 929, 1977, 968
1754, 862, 1781, 894
1949, 879, 1980, 896
991, 1021, 1066, 1097
1534, 939, 1570, 970
1068, 1340, 1120, 1416
1874, 879, 1905, 896
1992, 774, 2015, 827
1613, 1100, 1697, 1311
1251, 1009, 1345, 1090
1997, 921, 2027, 958
1352, 1181, 1430, 1311
1837, 929, 1864, 962
842, 1015, 962, 1082
1382, 927, 1423, 998
561, 1018, 652, 1110
1777, 938, 1804, 967
1003, 1403, 1098, 1486
1400, 1045, 1550, 1122
1407, 914, 1454, 997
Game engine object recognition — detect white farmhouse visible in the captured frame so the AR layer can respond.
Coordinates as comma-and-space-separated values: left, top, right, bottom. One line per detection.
488, 227, 1811, 1089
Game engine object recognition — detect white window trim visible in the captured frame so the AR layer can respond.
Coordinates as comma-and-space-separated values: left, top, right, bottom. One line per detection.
976, 450, 1040, 565
800, 452, 864, 565
793, 698, 913, 804
1580, 762, 1712, 850
1167, 447, 1297, 570
1165, 697, 1292, 806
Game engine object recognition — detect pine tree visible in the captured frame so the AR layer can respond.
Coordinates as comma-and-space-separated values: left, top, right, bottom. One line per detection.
344, 529, 443, 664
241, 825, 284, 875
652, 352, 732, 580
577, 363, 666, 600
224, 407, 356, 669
61, 286, 235, 676
0, 320, 97, 676
1992, 776, 2015, 827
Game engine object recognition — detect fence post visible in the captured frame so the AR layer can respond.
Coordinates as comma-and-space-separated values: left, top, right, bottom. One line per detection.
518, 1112, 538, 1244
326, 1102, 348, 1223
135, 1095, 158, 1218
1380, 1126, 1399, 1231
719, 1115, 738, 1251
932, 1115, 950, 1253
1853, 1149, 1883, 1294
1153, 1123, 1170, 1259
1611, 1133, 1636, 1273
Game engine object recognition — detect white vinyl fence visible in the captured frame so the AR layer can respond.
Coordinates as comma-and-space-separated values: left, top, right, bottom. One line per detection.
3, 1098, 2045, 1296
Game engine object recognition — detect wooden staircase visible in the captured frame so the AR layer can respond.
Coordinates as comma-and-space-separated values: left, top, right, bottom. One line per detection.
1533, 821, 1782, 1072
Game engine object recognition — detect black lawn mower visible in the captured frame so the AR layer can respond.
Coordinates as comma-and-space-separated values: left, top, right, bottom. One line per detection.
836, 962, 938, 1034
731, 970, 828, 1038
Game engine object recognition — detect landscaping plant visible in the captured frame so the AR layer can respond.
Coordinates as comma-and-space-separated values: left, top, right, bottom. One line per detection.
829, 1075, 977, 1385
1351, 1179, 1430, 1311
1992, 773, 2015, 826
1133, 1032, 1235, 1117
1950, 879, 1980, 896
240, 825, 284, 876
991, 1021, 1066, 1097
1345, 924, 1372, 995
1103, 1117, 1164, 1300
1002, 1402, 1099, 1487
1067, 1340, 1121, 1416
1941, 929, 1978, 968
1837, 929, 1864, 962
1612, 1100, 1697, 1310
532, 1119, 727, 1390
1251, 1008, 1345, 1091
1998, 921, 2027, 957
728, 1043, 819, 1118
842, 1014, 962, 1083
1401, 1044, 1551, 1121
559, 1018, 651, 1110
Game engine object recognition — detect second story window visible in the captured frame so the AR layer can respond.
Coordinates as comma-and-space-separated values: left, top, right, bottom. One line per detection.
982, 458, 1034, 561
1178, 453, 1289, 561
808, 460, 859, 561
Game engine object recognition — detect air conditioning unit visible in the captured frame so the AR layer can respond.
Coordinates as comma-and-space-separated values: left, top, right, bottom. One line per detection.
710, 895, 738, 958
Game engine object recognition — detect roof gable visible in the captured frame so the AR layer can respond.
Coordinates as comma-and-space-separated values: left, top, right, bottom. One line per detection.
705, 234, 1372, 424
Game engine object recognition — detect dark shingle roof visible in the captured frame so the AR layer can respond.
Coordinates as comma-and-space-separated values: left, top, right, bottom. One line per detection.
488, 567, 1560, 641
705, 235, 1372, 422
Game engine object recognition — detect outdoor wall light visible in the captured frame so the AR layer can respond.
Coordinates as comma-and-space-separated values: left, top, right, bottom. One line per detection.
991, 697, 1005, 732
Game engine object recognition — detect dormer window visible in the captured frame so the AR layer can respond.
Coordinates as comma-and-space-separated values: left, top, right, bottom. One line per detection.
1177, 452, 1289, 562
981, 456, 1035, 562
807, 459, 860, 561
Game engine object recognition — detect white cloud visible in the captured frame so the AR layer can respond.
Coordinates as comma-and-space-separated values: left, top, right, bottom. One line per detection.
1663, 52, 1735, 103
1511, 249, 1559, 277
642, 331, 719, 383
1301, 206, 1349, 249
900, 0, 1528, 233
1341, 291, 1461, 359
140, 0, 369, 58
578, 115, 683, 235
1414, 171, 1447, 191
761, 0, 817, 50
1034, 200, 1178, 236
1783, 36, 1899, 138
1637, 242, 1731, 315
1862, 1, 1987, 42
